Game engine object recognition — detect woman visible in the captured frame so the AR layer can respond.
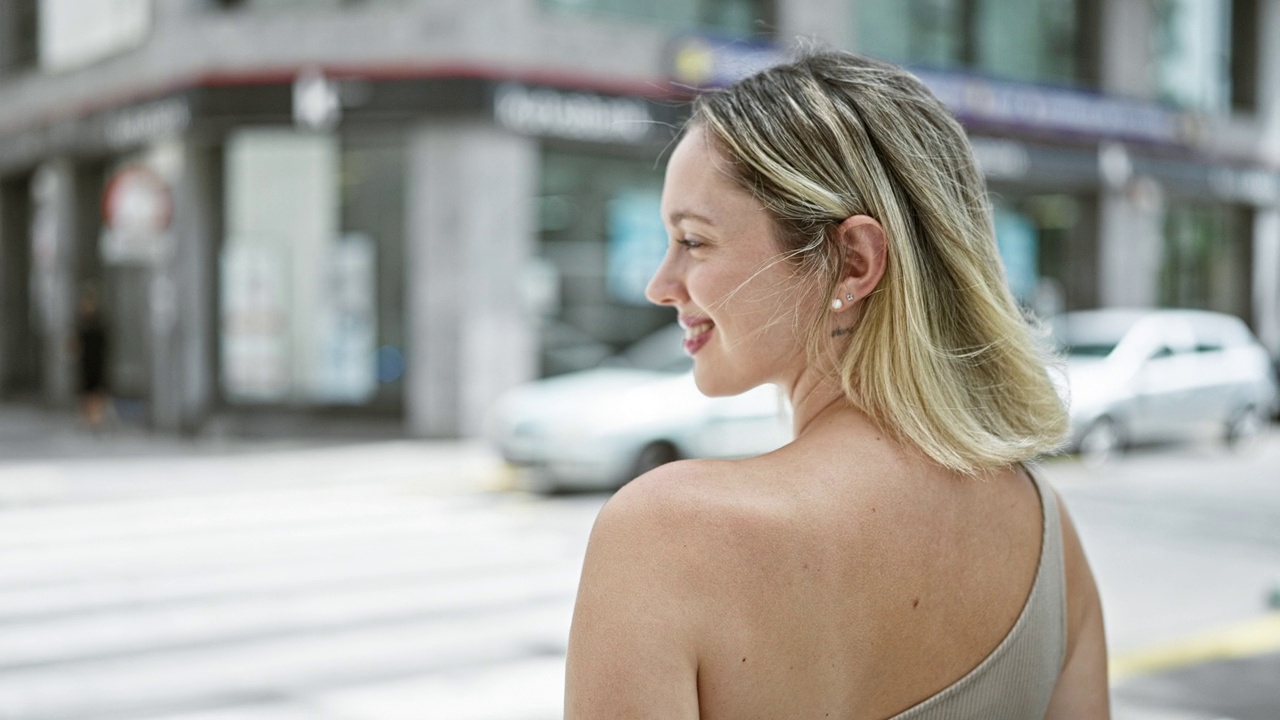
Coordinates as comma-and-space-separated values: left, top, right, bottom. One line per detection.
564, 51, 1108, 719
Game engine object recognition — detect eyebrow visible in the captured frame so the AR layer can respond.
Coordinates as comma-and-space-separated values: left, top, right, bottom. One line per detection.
666, 210, 716, 226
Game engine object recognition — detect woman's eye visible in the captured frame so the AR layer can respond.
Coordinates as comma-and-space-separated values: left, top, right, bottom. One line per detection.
676, 237, 704, 250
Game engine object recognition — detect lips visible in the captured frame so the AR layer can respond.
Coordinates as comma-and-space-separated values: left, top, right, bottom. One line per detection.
680, 317, 714, 355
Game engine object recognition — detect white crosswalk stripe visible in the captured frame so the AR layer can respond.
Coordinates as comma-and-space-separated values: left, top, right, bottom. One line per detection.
0, 445, 604, 720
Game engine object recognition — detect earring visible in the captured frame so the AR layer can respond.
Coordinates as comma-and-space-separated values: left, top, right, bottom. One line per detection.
831, 298, 844, 311
845, 293, 854, 301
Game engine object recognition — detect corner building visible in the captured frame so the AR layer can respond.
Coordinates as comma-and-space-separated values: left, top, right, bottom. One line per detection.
0, 0, 1276, 439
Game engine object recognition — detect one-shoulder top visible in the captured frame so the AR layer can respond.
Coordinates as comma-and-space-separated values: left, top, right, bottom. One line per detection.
889, 464, 1067, 719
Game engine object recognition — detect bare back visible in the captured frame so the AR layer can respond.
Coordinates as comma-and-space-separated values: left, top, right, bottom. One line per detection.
565, 414, 1107, 719
685, 425, 1044, 719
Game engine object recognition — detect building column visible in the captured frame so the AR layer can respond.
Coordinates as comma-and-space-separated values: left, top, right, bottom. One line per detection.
1253, 0, 1280, 353
1255, 210, 1280, 356
147, 139, 216, 432
31, 159, 77, 407
1097, 178, 1165, 308
1098, 0, 1154, 99
782, 0, 853, 49
406, 122, 538, 438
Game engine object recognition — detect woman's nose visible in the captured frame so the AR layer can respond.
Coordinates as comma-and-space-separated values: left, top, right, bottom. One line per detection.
644, 251, 685, 307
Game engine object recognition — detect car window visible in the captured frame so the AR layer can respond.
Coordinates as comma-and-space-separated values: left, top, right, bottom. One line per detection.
1064, 343, 1117, 358
607, 325, 694, 373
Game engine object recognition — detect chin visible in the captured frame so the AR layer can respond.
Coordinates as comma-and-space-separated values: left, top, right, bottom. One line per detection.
691, 364, 756, 397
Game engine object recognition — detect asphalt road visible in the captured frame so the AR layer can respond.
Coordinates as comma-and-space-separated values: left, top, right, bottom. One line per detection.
1041, 434, 1280, 720
0, 407, 1277, 719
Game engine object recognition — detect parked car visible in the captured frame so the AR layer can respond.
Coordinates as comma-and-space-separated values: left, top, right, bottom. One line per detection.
489, 325, 792, 491
1052, 309, 1278, 465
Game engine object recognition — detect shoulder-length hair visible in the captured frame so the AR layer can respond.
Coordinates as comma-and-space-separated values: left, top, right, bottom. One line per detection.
691, 50, 1067, 475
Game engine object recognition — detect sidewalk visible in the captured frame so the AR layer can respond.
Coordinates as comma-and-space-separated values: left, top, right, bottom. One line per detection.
0, 403, 510, 504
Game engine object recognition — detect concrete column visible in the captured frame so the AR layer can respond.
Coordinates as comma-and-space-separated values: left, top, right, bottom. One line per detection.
1260, 0, 1280, 167
781, 0, 853, 49
406, 122, 538, 438
148, 139, 216, 432
1254, 210, 1280, 355
1098, 179, 1165, 308
30, 159, 76, 407
1098, 0, 1154, 99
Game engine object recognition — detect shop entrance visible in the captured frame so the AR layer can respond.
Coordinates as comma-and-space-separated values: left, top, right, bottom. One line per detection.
0, 174, 40, 400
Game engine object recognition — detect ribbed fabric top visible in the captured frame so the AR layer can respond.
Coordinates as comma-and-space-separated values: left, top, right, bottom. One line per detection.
889, 464, 1067, 720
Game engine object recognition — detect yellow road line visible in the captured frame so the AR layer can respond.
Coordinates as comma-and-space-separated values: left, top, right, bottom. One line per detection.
1110, 612, 1280, 683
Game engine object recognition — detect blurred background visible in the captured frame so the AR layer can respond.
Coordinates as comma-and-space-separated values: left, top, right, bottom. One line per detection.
0, 0, 1278, 718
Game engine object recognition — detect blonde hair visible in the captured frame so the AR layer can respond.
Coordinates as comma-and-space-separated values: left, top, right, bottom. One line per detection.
692, 51, 1067, 475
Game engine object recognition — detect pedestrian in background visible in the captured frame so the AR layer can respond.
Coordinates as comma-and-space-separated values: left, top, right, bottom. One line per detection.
566, 50, 1109, 718
72, 286, 110, 431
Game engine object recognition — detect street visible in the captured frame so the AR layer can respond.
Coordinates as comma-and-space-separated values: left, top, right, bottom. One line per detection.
0, 413, 1277, 719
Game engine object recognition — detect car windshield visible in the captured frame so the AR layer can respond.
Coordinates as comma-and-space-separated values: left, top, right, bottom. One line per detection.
1052, 311, 1145, 361
1064, 343, 1118, 358
607, 325, 693, 373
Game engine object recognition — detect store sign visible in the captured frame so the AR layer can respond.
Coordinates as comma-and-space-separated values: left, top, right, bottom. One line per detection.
914, 69, 1186, 146
494, 84, 652, 143
100, 164, 173, 265
970, 138, 1031, 180
103, 99, 191, 149
1208, 167, 1280, 205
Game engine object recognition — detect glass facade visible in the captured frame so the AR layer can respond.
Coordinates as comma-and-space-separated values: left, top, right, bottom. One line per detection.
1159, 202, 1253, 323
855, 0, 1088, 86
1153, 0, 1232, 112
536, 145, 673, 377
542, 0, 773, 36
990, 193, 1094, 317
219, 128, 405, 410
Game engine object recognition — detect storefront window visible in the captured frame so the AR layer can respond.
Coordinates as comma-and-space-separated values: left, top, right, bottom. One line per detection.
1153, 0, 1231, 112
991, 193, 1092, 317
220, 129, 404, 409
856, 0, 1089, 87
542, 0, 773, 37
536, 146, 671, 376
1160, 203, 1252, 323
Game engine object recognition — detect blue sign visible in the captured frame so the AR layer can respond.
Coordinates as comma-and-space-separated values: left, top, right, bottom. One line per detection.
669, 35, 788, 90
913, 69, 1186, 146
607, 190, 666, 305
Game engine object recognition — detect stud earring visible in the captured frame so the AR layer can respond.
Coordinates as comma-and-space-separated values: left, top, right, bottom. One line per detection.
845, 293, 854, 301
831, 298, 844, 311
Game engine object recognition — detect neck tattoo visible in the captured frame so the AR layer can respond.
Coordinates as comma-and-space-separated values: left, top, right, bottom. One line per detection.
831, 327, 855, 337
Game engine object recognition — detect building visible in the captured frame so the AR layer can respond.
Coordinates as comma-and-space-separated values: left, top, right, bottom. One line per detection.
0, 0, 1277, 438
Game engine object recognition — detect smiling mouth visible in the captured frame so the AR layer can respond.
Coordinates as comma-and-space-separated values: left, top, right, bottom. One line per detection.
683, 322, 714, 355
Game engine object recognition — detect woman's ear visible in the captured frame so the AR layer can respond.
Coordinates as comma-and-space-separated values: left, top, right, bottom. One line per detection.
832, 215, 887, 309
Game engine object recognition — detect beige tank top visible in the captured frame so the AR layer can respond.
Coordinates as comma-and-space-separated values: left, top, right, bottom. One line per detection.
889, 464, 1067, 719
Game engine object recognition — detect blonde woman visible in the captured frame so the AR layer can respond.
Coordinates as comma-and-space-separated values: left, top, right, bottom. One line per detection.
565, 51, 1109, 719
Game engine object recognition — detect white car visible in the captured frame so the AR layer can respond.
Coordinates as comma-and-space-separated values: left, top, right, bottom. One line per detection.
1053, 309, 1278, 464
489, 325, 793, 491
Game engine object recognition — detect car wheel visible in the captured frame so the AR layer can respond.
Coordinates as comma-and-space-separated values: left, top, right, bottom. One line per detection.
1079, 417, 1121, 469
629, 441, 680, 483
1225, 406, 1266, 454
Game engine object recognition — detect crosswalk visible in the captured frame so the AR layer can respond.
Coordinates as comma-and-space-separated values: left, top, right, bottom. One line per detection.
0, 443, 604, 720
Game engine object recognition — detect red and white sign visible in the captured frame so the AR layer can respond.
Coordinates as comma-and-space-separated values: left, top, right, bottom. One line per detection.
101, 164, 172, 264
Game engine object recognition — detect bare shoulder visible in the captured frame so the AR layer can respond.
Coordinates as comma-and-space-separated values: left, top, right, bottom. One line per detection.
564, 459, 748, 719
589, 458, 766, 566
1045, 489, 1111, 718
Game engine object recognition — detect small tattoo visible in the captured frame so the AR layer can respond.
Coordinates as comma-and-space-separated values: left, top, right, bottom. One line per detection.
830, 327, 855, 337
